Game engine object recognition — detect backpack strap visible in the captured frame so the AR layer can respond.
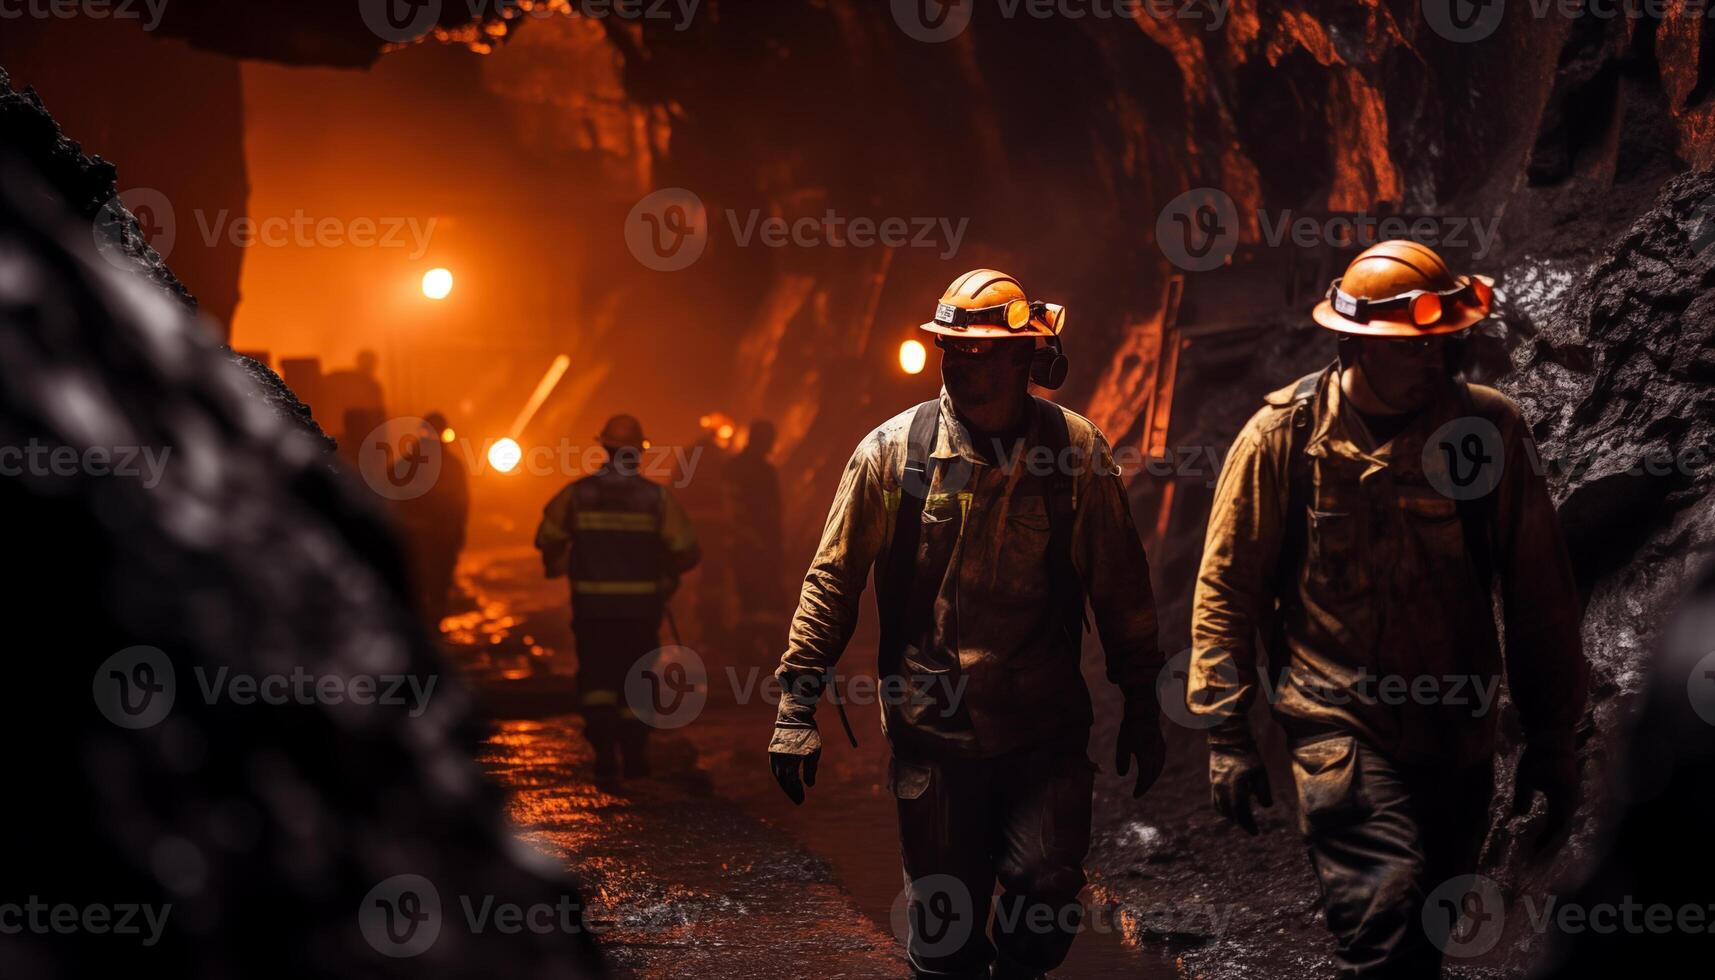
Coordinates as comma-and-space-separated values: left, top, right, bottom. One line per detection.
877, 400, 943, 675
1276, 366, 1331, 597
1033, 396, 1086, 639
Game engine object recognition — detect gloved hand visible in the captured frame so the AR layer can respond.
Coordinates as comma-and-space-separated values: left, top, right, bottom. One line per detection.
770, 750, 820, 805
768, 725, 823, 806
1115, 703, 1167, 798
1512, 738, 1580, 844
1209, 741, 1272, 835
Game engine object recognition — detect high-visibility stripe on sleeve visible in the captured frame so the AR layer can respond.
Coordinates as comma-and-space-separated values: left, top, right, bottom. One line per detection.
574, 511, 659, 532
572, 580, 661, 595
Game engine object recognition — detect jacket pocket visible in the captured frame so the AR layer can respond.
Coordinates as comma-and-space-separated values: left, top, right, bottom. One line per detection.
1307, 509, 1368, 599
1290, 734, 1363, 832
888, 757, 933, 801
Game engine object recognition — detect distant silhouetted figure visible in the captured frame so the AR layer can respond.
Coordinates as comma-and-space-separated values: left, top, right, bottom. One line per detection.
535, 415, 701, 785
722, 419, 784, 660
320, 348, 386, 439
336, 405, 386, 473
399, 411, 468, 626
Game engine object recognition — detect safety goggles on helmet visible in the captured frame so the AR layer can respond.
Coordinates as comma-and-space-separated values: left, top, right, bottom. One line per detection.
933, 298, 1066, 334
1325, 274, 1494, 329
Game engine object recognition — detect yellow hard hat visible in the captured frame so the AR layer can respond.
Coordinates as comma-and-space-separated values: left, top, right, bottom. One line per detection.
1312, 240, 1494, 337
597, 414, 646, 451
920, 269, 1065, 339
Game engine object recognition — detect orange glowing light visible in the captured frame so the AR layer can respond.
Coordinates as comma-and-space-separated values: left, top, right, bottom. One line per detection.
488, 437, 522, 473
440, 427, 457, 444
422, 268, 454, 300
717, 423, 735, 441
899, 338, 927, 375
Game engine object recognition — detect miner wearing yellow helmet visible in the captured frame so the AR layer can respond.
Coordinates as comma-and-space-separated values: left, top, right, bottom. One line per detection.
1189, 241, 1588, 976
767, 269, 1165, 978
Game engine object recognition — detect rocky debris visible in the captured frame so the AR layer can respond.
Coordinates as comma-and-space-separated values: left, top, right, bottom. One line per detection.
0, 140, 598, 980
0, 67, 192, 312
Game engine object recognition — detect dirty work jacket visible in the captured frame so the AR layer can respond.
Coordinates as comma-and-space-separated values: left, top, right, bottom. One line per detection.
769, 388, 1162, 762
1189, 369, 1587, 767
535, 464, 701, 621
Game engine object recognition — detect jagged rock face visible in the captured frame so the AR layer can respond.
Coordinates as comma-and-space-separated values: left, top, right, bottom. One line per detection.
0, 131, 597, 980
0, 20, 250, 332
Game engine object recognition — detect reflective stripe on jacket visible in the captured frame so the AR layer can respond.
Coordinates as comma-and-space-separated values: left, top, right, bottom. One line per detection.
536, 464, 700, 620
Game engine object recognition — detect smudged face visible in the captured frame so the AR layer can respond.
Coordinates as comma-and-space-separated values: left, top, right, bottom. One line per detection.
1352, 335, 1451, 413
938, 336, 1033, 412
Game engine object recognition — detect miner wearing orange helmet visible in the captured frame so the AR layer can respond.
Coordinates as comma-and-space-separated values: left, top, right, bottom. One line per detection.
1188, 241, 1588, 977
767, 270, 1166, 978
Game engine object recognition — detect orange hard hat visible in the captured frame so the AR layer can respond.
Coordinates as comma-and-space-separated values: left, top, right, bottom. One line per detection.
920, 269, 1066, 340
1312, 240, 1494, 337
597, 414, 647, 451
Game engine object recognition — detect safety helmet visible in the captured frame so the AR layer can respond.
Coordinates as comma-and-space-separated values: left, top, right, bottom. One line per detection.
919, 269, 1066, 339
1312, 240, 1494, 337
597, 414, 647, 452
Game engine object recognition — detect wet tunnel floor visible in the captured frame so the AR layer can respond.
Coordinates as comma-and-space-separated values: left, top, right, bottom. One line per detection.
449, 548, 1178, 978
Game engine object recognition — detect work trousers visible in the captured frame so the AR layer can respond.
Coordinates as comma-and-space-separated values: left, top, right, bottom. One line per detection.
891, 742, 1094, 979
1293, 735, 1494, 979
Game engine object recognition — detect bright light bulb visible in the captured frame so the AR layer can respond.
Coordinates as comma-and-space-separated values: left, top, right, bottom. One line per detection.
422, 268, 454, 300
488, 437, 522, 473
899, 338, 927, 375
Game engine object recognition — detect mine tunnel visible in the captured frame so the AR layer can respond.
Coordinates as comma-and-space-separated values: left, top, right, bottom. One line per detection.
4, 2, 1715, 978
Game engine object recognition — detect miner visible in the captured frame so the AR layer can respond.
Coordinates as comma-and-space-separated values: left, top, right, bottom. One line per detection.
536, 414, 701, 784
1189, 241, 1588, 977
767, 270, 1166, 979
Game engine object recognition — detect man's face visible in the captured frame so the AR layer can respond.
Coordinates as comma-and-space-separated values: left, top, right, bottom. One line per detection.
938, 336, 1033, 411
1354, 335, 1450, 412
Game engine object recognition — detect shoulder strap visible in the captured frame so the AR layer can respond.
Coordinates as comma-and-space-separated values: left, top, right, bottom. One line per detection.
1033, 397, 1083, 637
877, 400, 942, 666
1276, 366, 1329, 597
1454, 381, 1497, 586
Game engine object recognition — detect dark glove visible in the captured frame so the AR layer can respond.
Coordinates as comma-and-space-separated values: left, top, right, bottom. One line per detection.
1512, 739, 1580, 844
1209, 742, 1273, 835
770, 749, 820, 805
1115, 704, 1167, 799
768, 724, 822, 806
